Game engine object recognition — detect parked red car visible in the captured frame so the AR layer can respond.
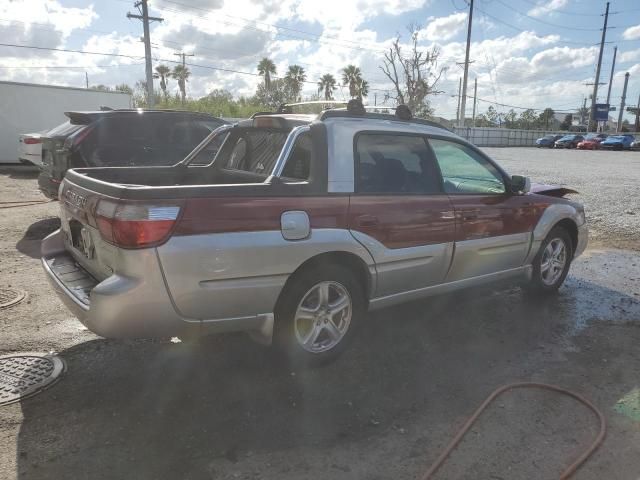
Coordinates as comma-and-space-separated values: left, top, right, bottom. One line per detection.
577, 133, 607, 150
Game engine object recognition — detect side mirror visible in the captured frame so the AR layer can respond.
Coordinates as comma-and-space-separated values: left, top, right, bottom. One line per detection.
510, 175, 531, 194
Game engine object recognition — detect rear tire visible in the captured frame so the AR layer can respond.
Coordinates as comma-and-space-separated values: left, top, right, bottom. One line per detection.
524, 226, 573, 295
274, 264, 365, 367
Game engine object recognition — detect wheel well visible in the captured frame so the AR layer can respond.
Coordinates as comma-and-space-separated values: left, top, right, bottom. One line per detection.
555, 218, 578, 254
276, 251, 372, 310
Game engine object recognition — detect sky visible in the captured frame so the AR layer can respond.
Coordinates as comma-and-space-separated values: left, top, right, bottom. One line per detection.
1, 0, 639, 122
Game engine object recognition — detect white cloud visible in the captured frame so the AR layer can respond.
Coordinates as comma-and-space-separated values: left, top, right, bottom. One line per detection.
0, 0, 97, 38
527, 0, 569, 18
622, 25, 640, 41
619, 49, 640, 63
420, 13, 467, 42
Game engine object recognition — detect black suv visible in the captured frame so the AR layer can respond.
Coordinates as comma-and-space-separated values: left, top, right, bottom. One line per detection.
38, 109, 228, 199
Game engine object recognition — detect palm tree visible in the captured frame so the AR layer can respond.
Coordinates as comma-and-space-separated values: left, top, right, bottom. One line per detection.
356, 78, 369, 100
284, 64, 306, 102
341, 65, 363, 98
257, 57, 276, 90
172, 64, 191, 104
317, 74, 337, 101
153, 64, 171, 99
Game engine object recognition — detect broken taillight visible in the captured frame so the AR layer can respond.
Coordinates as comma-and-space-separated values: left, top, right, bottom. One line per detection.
95, 199, 182, 249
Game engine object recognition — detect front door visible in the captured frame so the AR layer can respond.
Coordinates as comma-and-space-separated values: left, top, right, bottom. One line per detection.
428, 138, 538, 281
348, 132, 456, 297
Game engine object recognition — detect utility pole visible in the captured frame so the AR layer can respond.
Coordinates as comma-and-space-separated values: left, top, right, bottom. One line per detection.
606, 46, 617, 106
471, 77, 477, 127
589, 1, 609, 131
456, 77, 462, 124
605, 46, 617, 130
174, 51, 194, 68
581, 97, 587, 125
635, 92, 640, 132
459, 0, 474, 127
127, 0, 163, 108
617, 72, 629, 133
85, 72, 89, 89
374, 92, 377, 106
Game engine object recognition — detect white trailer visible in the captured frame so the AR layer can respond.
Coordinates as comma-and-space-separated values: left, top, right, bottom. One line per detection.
0, 81, 132, 163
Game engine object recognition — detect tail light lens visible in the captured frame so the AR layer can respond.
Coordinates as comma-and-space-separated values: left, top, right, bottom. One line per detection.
95, 199, 182, 249
23, 137, 42, 145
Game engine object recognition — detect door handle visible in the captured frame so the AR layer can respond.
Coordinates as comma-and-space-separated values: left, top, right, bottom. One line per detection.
357, 214, 379, 227
463, 213, 478, 221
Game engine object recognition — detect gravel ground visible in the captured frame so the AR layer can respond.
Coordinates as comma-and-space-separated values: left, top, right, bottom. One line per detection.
0, 152, 639, 480
486, 147, 640, 250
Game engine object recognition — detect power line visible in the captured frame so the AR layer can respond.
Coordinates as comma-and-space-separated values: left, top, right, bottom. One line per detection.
0, 42, 144, 60
516, 0, 607, 17
492, 0, 603, 31
475, 6, 599, 45
0, 63, 144, 69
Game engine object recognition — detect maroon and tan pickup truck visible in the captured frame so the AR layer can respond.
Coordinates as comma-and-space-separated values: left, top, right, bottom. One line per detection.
41, 104, 587, 365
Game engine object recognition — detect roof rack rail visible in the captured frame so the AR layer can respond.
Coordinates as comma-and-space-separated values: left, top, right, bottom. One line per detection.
319, 109, 451, 131
250, 111, 278, 118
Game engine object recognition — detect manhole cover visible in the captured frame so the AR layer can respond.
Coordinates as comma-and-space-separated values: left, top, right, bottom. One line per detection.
0, 354, 65, 406
0, 288, 26, 309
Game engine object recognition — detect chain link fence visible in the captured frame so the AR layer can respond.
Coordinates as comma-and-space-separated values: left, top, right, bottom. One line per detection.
452, 127, 573, 147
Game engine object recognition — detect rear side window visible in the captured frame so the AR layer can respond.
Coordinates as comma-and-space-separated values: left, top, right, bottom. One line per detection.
281, 132, 312, 180
220, 129, 288, 175
355, 133, 442, 194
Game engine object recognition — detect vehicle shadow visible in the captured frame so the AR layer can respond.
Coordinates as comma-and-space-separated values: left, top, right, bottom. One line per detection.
15, 277, 640, 479
0, 166, 40, 179
15, 218, 60, 259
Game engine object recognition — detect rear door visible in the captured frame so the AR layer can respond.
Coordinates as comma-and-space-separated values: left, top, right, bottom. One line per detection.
428, 138, 537, 281
348, 132, 455, 297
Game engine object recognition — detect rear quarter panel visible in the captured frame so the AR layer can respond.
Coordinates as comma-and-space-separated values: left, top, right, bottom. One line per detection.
157, 196, 375, 320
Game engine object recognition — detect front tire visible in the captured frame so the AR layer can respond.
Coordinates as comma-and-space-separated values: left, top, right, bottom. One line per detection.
274, 264, 364, 366
525, 226, 573, 295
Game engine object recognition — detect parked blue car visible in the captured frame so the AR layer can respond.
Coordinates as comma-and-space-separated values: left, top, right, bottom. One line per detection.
535, 134, 563, 148
600, 134, 636, 150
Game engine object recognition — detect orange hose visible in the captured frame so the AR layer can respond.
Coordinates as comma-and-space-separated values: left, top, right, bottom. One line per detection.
421, 382, 607, 480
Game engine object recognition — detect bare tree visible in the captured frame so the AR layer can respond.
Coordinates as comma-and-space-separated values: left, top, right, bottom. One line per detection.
379, 24, 446, 118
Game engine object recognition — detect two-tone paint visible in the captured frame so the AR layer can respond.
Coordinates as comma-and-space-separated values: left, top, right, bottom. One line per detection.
41, 114, 588, 343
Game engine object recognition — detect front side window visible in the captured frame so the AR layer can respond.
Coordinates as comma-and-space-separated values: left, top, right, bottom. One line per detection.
355, 133, 442, 194
429, 139, 506, 195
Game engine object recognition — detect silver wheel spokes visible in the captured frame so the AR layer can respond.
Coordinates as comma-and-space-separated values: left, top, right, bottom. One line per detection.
540, 238, 567, 286
294, 281, 352, 353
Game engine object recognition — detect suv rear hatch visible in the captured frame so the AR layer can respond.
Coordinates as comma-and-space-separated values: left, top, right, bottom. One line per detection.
39, 119, 88, 197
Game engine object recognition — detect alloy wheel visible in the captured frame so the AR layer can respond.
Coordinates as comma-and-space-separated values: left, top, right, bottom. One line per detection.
294, 281, 352, 353
540, 238, 567, 286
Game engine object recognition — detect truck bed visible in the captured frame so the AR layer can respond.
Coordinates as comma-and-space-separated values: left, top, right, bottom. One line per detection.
64, 165, 304, 200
